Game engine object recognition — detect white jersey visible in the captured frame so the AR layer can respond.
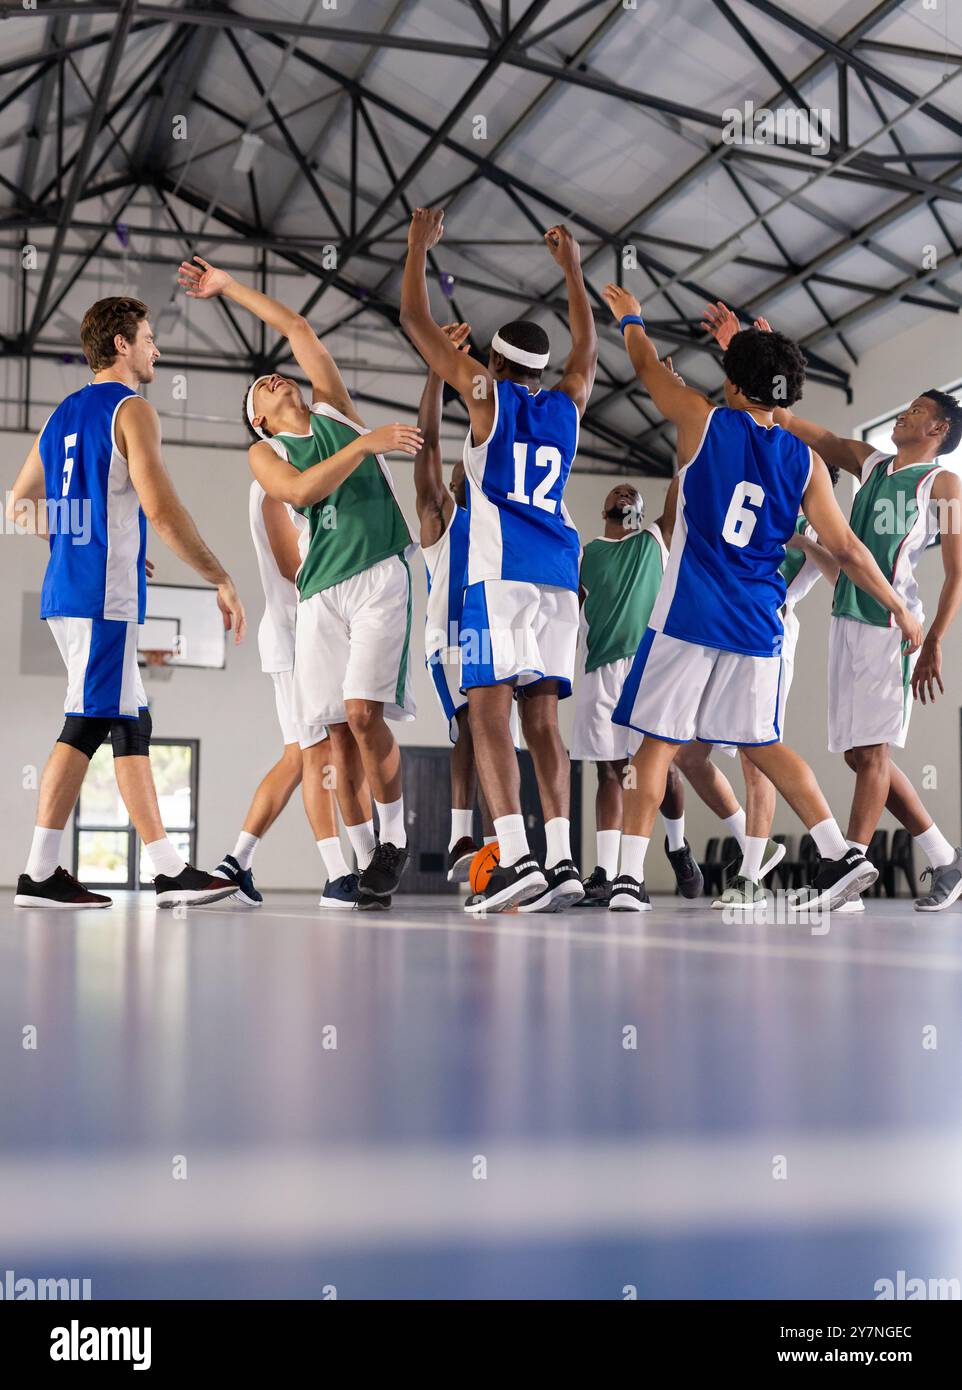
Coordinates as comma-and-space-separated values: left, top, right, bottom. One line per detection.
248, 480, 306, 674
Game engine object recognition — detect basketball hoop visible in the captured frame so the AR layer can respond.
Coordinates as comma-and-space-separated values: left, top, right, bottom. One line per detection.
140, 649, 175, 682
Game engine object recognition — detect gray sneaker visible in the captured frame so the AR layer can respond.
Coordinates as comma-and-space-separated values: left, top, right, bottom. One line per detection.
713, 874, 766, 909
915, 848, 962, 912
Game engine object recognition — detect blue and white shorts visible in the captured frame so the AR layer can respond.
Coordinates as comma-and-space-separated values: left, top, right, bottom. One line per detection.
47, 615, 147, 720
459, 580, 579, 696
428, 645, 521, 746
613, 627, 784, 747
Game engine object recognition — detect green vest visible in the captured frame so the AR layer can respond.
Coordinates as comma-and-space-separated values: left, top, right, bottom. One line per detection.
273, 404, 411, 601
833, 453, 941, 627
580, 526, 667, 672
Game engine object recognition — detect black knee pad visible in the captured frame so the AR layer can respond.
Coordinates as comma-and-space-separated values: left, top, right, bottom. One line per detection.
58, 715, 111, 759
110, 708, 152, 758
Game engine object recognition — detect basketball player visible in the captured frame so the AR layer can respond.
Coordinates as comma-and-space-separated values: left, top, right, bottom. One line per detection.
214, 484, 368, 909
9, 297, 244, 909
601, 283, 922, 913
178, 257, 422, 910
573, 480, 703, 904
773, 384, 962, 911
414, 321, 504, 879
701, 302, 841, 908
401, 210, 597, 913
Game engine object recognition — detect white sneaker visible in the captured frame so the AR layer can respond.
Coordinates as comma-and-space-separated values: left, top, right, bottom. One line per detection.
836, 896, 865, 914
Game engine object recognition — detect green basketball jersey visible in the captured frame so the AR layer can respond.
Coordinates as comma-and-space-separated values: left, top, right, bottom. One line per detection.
271, 403, 412, 601
580, 525, 668, 672
833, 452, 942, 627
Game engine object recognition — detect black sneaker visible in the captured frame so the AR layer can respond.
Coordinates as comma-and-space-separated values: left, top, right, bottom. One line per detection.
578, 865, 612, 907
665, 837, 704, 899
154, 864, 239, 908
14, 866, 111, 909
464, 856, 546, 915
791, 848, 878, 912
518, 860, 585, 913
355, 888, 391, 912
608, 874, 652, 913
447, 836, 479, 883
214, 853, 262, 907
358, 842, 409, 899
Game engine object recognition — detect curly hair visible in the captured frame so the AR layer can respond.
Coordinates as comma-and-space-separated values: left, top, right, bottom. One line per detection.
722, 327, 806, 408
921, 388, 962, 455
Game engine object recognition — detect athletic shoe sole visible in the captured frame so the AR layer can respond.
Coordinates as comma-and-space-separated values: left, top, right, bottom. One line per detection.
836, 897, 865, 914
155, 885, 238, 908
914, 875, 962, 912
517, 879, 585, 913
608, 892, 652, 913
319, 896, 357, 910
13, 895, 110, 909
795, 861, 878, 913
446, 852, 475, 884
355, 894, 391, 912
464, 871, 547, 915
228, 887, 262, 907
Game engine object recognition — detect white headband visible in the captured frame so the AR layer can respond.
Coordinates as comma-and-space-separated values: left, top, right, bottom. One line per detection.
246, 375, 271, 439
492, 330, 549, 371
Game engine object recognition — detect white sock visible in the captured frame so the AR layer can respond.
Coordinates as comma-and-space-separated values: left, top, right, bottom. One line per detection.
494, 813, 528, 867
620, 834, 650, 883
544, 816, 571, 869
375, 796, 406, 849
596, 828, 621, 877
25, 826, 63, 881
723, 808, 747, 850
145, 838, 187, 878
914, 824, 955, 869
741, 835, 766, 882
483, 834, 497, 845
449, 808, 474, 850
346, 819, 376, 872
232, 831, 259, 871
847, 840, 868, 855
810, 817, 848, 861
317, 837, 351, 880
663, 813, 686, 853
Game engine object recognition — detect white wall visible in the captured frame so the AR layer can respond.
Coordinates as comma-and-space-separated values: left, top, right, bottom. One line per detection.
3, 308, 960, 891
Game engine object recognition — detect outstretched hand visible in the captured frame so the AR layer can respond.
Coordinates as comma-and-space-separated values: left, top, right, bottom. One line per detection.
441, 322, 472, 353
366, 422, 425, 457
177, 256, 231, 299
544, 224, 581, 271
602, 283, 642, 322
409, 207, 445, 252
701, 301, 772, 349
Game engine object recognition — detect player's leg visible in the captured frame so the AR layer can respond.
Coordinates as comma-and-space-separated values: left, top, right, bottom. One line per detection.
16, 733, 109, 908
447, 706, 480, 882
300, 734, 357, 910
675, 741, 748, 849
659, 758, 703, 899
611, 734, 683, 910
516, 680, 583, 912
460, 580, 547, 912
580, 758, 623, 906
712, 751, 780, 909
213, 747, 302, 906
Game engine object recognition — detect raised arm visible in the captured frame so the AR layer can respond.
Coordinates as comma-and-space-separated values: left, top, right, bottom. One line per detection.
911, 469, 962, 704
400, 208, 494, 439
602, 283, 712, 461
654, 475, 680, 547
248, 421, 423, 510
119, 397, 246, 642
177, 256, 363, 426
801, 453, 921, 650
262, 495, 304, 585
786, 526, 840, 586
414, 322, 469, 547
544, 224, 597, 416
775, 409, 874, 479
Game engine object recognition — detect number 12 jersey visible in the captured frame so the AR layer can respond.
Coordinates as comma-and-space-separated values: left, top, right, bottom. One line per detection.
649, 407, 813, 658
463, 379, 581, 592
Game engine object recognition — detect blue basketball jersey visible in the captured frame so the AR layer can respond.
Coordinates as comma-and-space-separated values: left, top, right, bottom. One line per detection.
39, 381, 146, 623
650, 408, 814, 657
423, 504, 469, 655
463, 379, 580, 591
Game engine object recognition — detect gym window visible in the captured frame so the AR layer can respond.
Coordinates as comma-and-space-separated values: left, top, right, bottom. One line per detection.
72, 740, 199, 890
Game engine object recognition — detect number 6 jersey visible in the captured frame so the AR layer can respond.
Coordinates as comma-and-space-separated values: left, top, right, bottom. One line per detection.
463, 379, 581, 591
649, 407, 813, 657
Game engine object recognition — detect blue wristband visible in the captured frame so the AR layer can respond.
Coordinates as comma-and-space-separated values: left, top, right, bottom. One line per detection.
619, 313, 646, 335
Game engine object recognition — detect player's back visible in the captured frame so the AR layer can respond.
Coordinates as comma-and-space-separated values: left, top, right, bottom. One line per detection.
39, 380, 145, 623
464, 379, 580, 591
649, 407, 813, 657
